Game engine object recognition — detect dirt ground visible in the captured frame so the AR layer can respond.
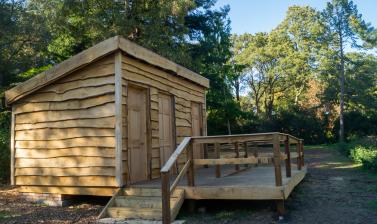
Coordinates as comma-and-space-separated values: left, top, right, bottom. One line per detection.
1, 147, 377, 224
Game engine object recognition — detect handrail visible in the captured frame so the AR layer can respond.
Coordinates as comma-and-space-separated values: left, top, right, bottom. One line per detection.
160, 132, 304, 224
161, 137, 191, 172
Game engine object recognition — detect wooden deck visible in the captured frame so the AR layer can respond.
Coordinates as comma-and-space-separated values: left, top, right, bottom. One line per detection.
135, 164, 307, 200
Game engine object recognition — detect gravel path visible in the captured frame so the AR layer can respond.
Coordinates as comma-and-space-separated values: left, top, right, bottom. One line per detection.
1, 147, 377, 223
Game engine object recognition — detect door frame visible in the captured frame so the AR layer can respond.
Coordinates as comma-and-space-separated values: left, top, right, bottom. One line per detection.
158, 91, 177, 171
126, 82, 152, 184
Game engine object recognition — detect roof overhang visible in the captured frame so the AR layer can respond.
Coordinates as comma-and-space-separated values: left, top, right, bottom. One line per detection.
5, 36, 209, 105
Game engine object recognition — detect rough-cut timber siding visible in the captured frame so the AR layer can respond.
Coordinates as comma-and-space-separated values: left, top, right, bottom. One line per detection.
13, 55, 117, 188
121, 54, 207, 178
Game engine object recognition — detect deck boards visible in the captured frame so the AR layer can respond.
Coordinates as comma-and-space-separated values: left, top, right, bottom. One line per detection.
134, 165, 306, 200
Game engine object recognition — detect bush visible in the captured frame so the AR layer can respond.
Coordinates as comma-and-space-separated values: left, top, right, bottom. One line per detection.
0, 111, 10, 183
349, 136, 377, 171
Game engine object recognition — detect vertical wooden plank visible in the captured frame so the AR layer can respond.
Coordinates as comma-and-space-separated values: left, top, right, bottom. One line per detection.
243, 142, 249, 168
297, 141, 302, 170
114, 51, 124, 187
234, 142, 240, 171
284, 136, 291, 178
276, 200, 285, 217
215, 143, 221, 178
253, 142, 258, 166
161, 172, 171, 224
301, 140, 305, 166
146, 88, 152, 180
187, 142, 195, 186
10, 106, 15, 185
273, 134, 282, 186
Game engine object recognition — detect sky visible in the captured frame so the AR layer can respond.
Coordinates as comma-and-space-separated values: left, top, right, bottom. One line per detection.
214, 0, 377, 35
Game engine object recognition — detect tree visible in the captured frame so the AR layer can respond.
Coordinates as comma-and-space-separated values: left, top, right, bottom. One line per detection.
321, 0, 372, 143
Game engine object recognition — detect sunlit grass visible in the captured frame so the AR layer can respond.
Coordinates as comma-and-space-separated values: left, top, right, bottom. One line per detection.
0, 210, 19, 220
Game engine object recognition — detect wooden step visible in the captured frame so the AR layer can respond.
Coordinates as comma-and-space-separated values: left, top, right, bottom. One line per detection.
123, 187, 184, 198
100, 187, 185, 221
114, 196, 180, 209
107, 207, 162, 220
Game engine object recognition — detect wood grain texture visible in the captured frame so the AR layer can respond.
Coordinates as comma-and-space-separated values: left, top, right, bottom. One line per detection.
15, 167, 115, 176
114, 51, 124, 187
15, 117, 115, 131
10, 106, 15, 185
15, 128, 114, 141
19, 186, 117, 196
15, 156, 115, 168
15, 147, 115, 159
16, 103, 115, 124
14, 94, 115, 114
15, 176, 117, 187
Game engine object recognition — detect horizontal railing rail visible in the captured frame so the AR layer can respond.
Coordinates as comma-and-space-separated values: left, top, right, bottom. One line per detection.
160, 132, 304, 224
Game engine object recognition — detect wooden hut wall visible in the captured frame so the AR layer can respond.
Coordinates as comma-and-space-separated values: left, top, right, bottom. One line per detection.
121, 54, 207, 179
13, 55, 117, 191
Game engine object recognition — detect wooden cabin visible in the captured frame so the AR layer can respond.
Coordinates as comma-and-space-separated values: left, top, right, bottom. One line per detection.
6, 36, 307, 223
5, 36, 209, 196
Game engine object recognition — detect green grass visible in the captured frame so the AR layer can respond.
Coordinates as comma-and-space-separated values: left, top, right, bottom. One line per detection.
368, 200, 377, 211
0, 211, 20, 221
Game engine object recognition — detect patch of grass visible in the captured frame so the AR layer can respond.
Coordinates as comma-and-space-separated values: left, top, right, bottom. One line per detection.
0, 211, 20, 221
368, 200, 377, 211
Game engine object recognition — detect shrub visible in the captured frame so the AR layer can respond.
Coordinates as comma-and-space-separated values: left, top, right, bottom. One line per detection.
0, 111, 10, 183
349, 137, 377, 171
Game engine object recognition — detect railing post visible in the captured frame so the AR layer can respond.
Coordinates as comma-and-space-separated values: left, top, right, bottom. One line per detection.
234, 142, 240, 171
253, 142, 258, 166
161, 172, 171, 224
215, 143, 221, 178
273, 134, 283, 186
284, 136, 291, 178
203, 143, 209, 168
301, 140, 305, 167
187, 142, 195, 186
243, 141, 249, 168
297, 140, 302, 170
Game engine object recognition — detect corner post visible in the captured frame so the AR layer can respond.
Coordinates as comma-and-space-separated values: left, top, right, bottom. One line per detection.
273, 134, 282, 186
215, 143, 221, 178
301, 140, 305, 167
297, 140, 302, 170
284, 136, 291, 177
10, 106, 15, 185
243, 141, 249, 167
161, 172, 171, 224
114, 51, 124, 187
187, 141, 195, 186
253, 142, 259, 166
234, 142, 240, 171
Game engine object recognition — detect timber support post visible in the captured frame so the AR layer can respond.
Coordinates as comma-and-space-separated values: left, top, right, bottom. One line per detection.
234, 142, 240, 171
187, 143, 195, 186
273, 134, 283, 186
161, 172, 170, 224
284, 136, 291, 177
215, 143, 221, 178
301, 140, 305, 167
243, 141, 249, 167
297, 140, 302, 170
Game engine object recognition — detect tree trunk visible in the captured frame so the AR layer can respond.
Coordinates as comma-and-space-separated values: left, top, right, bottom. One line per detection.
227, 119, 231, 135
339, 37, 345, 143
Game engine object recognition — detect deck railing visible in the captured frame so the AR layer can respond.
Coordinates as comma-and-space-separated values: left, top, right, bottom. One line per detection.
160, 132, 304, 224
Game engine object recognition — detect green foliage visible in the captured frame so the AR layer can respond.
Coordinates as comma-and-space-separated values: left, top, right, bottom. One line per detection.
0, 111, 10, 183
350, 138, 377, 171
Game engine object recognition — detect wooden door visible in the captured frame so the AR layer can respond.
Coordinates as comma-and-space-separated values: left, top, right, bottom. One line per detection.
191, 102, 203, 159
128, 86, 148, 183
158, 94, 175, 167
